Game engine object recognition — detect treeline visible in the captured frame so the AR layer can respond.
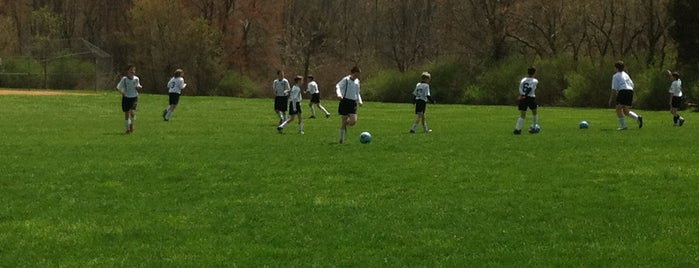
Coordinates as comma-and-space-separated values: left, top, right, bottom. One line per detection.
0, 0, 698, 109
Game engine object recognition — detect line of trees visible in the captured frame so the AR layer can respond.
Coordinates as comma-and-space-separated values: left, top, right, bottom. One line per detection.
0, 0, 697, 109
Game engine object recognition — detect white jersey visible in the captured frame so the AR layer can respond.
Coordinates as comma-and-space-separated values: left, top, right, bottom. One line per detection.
167, 76, 186, 94
413, 82, 431, 101
116, 76, 141, 98
612, 71, 634, 91
290, 85, 302, 102
335, 76, 363, 103
669, 79, 682, 97
273, 78, 290, 97
518, 77, 539, 97
307, 81, 320, 94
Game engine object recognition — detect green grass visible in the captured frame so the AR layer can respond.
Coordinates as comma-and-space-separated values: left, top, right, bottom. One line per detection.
1, 90, 698, 267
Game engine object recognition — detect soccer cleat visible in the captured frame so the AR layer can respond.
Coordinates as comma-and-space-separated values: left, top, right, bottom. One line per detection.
339, 139, 344, 144
309, 115, 316, 119
129, 124, 134, 133
617, 127, 628, 131
513, 129, 522, 135
638, 116, 643, 128
162, 109, 168, 121
299, 131, 304, 135
325, 113, 331, 118
410, 129, 416, 133
277, 126, 283, 133
679, 117, 685, 126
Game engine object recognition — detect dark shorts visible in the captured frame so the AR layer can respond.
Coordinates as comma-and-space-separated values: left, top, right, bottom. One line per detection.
288, 101, 302, 115
121, 96, 138, 112
338, 98, 357, 116
415, 100, 427, 114
275, 96, 288, 111
616, 90, 634, 106
169, 93, 181, 105
310, 93, 321, 103
518, 96, 537, 111
671, 96, 683, 109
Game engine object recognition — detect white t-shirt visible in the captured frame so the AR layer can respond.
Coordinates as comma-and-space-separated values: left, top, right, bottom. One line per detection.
167, 76, 186, 94
413, 82, 431, 101
519, 77, 539, 97
335, 76, 363, 103
290, 85, 302, 102
273, 78, 290, 97
307, 81, 320, 94
669, 79, 682, 97
612, 71, 634, 91
116, 76, 141, 98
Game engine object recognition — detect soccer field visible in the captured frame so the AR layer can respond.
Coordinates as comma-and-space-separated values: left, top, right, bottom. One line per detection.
1, 90, 697, 266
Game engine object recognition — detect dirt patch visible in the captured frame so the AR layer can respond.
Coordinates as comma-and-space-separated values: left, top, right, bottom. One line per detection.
0, 89, 99, 96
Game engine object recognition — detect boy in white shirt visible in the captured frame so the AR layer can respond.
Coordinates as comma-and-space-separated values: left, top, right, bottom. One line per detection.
163, 69, 186, 121
305, 75, 331, 119
667, 70, 685, 126
277, 76, 304, 134
609, 61, 642, 130
335, 66, 363, 144
513, 66, 539, 135
410, 72, 434, 133
116, 65, 142, 133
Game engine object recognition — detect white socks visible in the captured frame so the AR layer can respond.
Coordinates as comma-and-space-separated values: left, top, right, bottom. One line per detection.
628, 111, 639, 120
515, 117, 525, 130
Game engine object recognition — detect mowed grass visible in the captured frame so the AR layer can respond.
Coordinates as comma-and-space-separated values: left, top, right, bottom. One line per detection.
1, 90, 698, 267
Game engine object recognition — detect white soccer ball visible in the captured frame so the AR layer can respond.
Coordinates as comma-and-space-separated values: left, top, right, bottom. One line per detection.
359, 131, 372, 144
579, 121, 589, 129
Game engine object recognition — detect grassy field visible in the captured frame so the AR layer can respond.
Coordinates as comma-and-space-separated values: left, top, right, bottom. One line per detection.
1, 90, 698, 267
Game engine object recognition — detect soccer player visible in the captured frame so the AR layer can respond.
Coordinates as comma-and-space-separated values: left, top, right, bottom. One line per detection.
273, 70, 291, 124
277, 75, 304, 134
162, 69, 187, 121
336, 66, 364, 144
305, 75, 331, 119
513, 66, 539, 135
667, 70, 685, 126
410, 71, 434, 133
116, 64, 142, 134
608, 61, 642, 130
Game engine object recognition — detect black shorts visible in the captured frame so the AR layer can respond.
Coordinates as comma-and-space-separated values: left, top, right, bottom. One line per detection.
288, 101, 302, 115
121, 96, 138, 112
275, 96, 288, 111
415, 100, 427, 114
671, 96, 683, 109
310, 93, 321, 103
338, 98, 357, 115
616, 90, 634, 106
518, 96, 537, 111
169, 93, 180, 105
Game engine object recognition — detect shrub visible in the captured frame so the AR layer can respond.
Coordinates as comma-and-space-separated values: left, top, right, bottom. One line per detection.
0, 57, 43, 88
215, 71, 258, 98
47, 56, 95, 89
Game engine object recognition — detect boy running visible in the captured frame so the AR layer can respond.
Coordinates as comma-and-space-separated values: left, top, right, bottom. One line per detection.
163, 69, 187, 121
277, 76, 304, 134
513, 66, 539, 135
116, 65, 142, 134
305, 75, 331, 119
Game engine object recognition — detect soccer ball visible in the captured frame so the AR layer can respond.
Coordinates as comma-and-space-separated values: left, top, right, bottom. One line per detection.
579, 121, 589, 129
359, 131, 372, 144
528, 124, 541, 134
